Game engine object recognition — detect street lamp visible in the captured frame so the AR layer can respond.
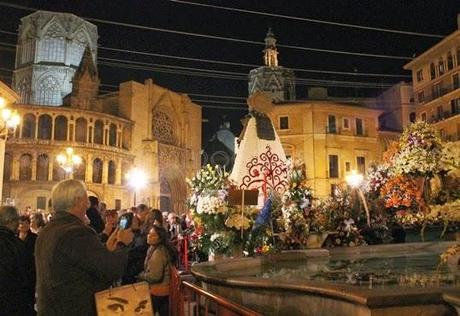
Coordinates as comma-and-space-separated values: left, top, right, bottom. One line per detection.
0, 95, 20, 204
125, 167, 147, 206
56, 147, 82, 178
345, 170, 371, 226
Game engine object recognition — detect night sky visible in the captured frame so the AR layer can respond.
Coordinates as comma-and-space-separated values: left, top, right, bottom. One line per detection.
0, 0, 459, 141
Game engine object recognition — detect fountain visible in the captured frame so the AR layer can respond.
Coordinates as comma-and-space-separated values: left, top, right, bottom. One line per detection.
192, 241, 460, 316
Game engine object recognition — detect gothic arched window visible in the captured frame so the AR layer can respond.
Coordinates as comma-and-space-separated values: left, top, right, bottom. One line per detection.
3, 153, 12, 181
38, 114, 52, 140
75, 117, 87, 142
36, 154, 49, 181
71, 29, 89, 65
19, 154, 32, 181
430, 63, 436, 80
108, 160, 116, 184
94, 120, 104, 144
92, 158, 103, 183
21, 113, 36, 139
152, 110, 176, 145
40, 22, 65, 63
17, 77, 31, 104
54, 115, 68, 141
20, 29, 35, 65
36, 75, 60, 105
73, 157, 86, 181
109, 123, 117, 146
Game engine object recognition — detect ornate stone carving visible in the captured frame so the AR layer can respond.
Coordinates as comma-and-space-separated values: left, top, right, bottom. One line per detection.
152, 110, 176, 145
158, 144, 186, 169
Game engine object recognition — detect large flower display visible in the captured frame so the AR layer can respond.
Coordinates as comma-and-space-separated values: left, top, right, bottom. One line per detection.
276, 159, 314, 247
393, 121, 443, 177
187, 164, 257, 258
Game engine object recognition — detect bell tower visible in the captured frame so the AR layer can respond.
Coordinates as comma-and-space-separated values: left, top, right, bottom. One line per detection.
248, 28, 296, 102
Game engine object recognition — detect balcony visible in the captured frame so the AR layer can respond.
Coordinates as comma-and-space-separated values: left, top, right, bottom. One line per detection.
429, 110, 460, 124
421, 83, 460, 104
325, 126, 368, 137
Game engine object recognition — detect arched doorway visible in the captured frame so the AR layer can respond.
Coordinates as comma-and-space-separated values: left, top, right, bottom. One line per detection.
159, 168, 187, 213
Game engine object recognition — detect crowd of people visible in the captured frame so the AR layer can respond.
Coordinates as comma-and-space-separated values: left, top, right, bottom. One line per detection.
0, 179, 193, 316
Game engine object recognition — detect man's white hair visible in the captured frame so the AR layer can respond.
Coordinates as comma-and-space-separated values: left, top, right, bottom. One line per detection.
52, 179, 87, 213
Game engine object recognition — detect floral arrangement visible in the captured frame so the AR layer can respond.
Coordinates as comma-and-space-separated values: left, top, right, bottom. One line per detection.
314, 189, 366, 247
393, 121, 443, 177
379, 175, 422, 209
187, 164, 257, 257
366, 163, 391, 195
394, 210, 429, 227
276, 159, 315, 247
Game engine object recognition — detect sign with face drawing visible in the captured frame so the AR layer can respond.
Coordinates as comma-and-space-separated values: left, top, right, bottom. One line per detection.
95, 281, 153, 315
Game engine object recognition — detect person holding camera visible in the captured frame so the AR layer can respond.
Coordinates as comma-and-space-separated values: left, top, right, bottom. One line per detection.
35, 180, 134, 316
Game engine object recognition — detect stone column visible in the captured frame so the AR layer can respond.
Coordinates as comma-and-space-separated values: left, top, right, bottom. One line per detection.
102, 159, 108, 184
48, 154, 54, 181
86, 154, 93, 183
35, 116, 39, 140
11, 152, 19, 181
31, 152, 37, 181
116, 158, 122, 185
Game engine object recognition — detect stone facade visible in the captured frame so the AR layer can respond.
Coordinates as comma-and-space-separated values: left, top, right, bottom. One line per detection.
12, 10, 98, 106
268, 100, 385, 198
404, 17, 460, 142
4, 11, 201, 213
248, 29, 296, 102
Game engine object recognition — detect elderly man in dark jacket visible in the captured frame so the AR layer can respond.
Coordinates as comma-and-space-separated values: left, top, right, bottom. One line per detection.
0, 205, 34, 315
36, 179, 133, 316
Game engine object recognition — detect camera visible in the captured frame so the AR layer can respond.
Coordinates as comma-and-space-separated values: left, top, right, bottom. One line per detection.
118, 213, 133, 230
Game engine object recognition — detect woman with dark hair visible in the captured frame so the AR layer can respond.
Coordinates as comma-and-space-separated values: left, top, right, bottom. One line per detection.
138, 225, 177, 316
30, 212, 46, 234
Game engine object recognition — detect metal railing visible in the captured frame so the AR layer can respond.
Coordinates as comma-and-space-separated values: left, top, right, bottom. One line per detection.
170, 267, 263, 316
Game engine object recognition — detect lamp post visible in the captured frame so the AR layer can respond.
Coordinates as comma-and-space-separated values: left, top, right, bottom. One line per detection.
56, 147, 82, 178
0, 95, 20, 204
345, 170, 371, 226
125, 167, 147, 206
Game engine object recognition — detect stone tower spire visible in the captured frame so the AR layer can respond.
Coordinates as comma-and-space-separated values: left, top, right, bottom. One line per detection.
65, 46, 99, 109
263, 28, 278, 67
248, 28, 295, 102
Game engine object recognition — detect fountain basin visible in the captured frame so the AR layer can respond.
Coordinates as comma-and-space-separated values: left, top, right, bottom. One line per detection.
192, 242, 460, 316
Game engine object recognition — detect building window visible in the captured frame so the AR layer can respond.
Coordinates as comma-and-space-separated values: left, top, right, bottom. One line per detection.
357, 156, 366, 174
37, 197, 47, 210
108, 160, 116, 184
75, 117, 87, 142
52, 163, 65, 181
279, 116, 289, 130
330, 184, 339, 197
343, 118, 350, 129
17, 77, 31, 104
40, 23, 65, 63
437, 106, 443, 120
421, 112, 427, 122
152, 110, 176, 145
452, 98, 460, 115
109, 124, 117, 146
453, 73, 460, 90
36, 75, 61, 106
36, 154, 49, 181
19, 154, 32, 181
432, 83, 441, 99
54, 115, 68, 141
345, 162, 351, 172
447, 52, 454, 70
115, 199, 121, 210
38, 115, 52, 140
356, 118, 364, 136
416, 70, 423, 82
417, 91, 425, 103
329, 155, 339, 178
457, 47, 460, 67
21, 114, 36, 139
430, 63, 436, 80
92, 158, 103, 183
328, 115, 336, 133
409, 112, 416, 123
94, 120, 104, 144
438, 58, 445, 75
